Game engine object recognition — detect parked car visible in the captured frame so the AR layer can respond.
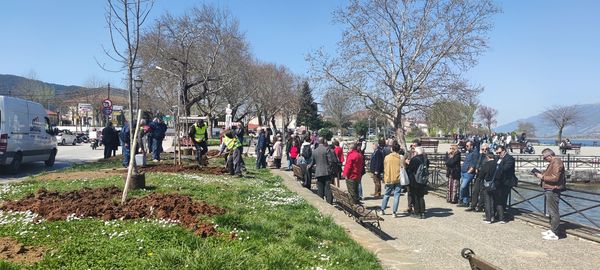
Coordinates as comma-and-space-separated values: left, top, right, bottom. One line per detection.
0, 96, 58, 173
56, 130, 78, 145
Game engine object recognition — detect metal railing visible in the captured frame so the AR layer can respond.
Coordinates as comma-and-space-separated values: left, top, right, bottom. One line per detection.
426, 153, 600, 170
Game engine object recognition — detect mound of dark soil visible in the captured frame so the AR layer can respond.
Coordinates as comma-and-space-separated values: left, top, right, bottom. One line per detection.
141, 164, 228, 175
0, 187, 226, 237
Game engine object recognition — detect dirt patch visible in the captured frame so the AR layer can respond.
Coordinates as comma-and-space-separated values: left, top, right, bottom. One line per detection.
36, 169, 124, 181
141, 164, 228, 175
207, 149, 221, 157
0, 237, 46, 264
0, 187, 226, 237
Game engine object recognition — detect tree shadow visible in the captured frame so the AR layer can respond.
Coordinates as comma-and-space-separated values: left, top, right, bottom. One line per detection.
426, 207, 454, 218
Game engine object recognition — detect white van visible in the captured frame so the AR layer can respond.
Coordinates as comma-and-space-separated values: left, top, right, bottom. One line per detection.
0, 96, 58, 173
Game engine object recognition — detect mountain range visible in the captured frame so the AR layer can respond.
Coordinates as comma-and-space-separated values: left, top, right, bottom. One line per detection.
495, 103, 600, 138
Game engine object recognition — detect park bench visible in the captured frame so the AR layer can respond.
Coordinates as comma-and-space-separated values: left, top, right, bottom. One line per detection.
508, 142, 524, 153
330, 185, 383, 229
292, 164, 316, 187
560, 143, 582, 155
420, 139, 440, 153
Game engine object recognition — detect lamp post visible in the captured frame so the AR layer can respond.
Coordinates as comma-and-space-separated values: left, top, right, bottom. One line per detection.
134, 76, 143, 111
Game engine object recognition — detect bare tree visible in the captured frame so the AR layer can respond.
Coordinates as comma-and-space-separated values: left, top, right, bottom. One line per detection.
321, 88, 357, 131
14, 71, 55, 108
542, 105, 582, 142
309, 0, 498, 148
104, 0, 153, 141
138, 4, 245, 116
104, 0, 153, 204
476, 105, 497, 134
516, 121, 536, 137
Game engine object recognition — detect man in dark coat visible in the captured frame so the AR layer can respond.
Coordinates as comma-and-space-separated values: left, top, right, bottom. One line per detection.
493, 145, 517, 223
369, 139, 387, 198
101, 122, 116, 159
149, 118, 167, 161
256, 128, 267, 169
407, 146, 429, 219
311, 137, 339, 204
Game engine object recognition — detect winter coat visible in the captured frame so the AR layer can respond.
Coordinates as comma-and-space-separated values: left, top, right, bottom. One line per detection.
273, 141, 283, 158
369, 146, 385, 174
383, 152, 405, 185
343, 149, 364, 181
445, 152, 461, 179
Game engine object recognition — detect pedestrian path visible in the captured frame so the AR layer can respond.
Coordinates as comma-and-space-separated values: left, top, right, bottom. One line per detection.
274, 169, 600, 269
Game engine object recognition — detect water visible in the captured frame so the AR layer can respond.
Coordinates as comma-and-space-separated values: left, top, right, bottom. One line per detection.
535, 139, 600, 146
512, 175, 600, 229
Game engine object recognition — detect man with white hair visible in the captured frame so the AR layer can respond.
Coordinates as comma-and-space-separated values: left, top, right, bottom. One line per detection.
535, 148, 566, 240
407, 146, 429, 219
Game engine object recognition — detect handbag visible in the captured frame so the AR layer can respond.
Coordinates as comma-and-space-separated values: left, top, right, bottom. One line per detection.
400, 167, 410, 186
484, 163, 501, 191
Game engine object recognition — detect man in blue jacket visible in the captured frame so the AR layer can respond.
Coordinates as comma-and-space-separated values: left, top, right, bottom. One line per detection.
149, 118, 167, 162
369, 139, 387, 198
255, 128, 268, 169
459, 141, 480, 207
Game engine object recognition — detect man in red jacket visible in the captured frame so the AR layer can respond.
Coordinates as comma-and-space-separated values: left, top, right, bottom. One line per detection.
343, 142, 365, 204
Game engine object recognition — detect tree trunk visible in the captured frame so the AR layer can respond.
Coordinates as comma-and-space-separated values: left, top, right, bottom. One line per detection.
558, 126, 564, 143
394, 112, 408, 150
270, 115, 277, 133
206, 113, 212, 139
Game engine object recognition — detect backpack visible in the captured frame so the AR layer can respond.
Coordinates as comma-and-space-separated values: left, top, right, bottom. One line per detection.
326, 149, 341, 176
301, 144, 312, 160
415, 156, 429, 185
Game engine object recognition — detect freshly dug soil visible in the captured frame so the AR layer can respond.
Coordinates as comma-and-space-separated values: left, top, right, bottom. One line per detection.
0, 237, 45, 264
36, 170, 124, 181
141, 164, 227, 175
206, 149, 221, 157
0, 187, 226, 237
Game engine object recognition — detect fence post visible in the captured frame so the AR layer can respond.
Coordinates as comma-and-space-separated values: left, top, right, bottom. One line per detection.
567, 154, 571, 171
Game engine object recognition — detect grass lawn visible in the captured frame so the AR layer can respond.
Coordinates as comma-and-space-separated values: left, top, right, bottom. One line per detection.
0, 158, 381, 270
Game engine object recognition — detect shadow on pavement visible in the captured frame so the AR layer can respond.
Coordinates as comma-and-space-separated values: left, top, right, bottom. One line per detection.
426, 207, 454, 218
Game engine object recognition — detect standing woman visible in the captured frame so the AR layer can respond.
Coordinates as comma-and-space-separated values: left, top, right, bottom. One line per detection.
407, 146, 429, 219
288, 138, 300, 167
445, 144, 461, 204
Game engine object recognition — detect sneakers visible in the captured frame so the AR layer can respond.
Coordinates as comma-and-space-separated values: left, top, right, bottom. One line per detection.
543, 232, 559, 240
483, 220, 492, 224
379, 209, 386, 215
392, 213, 398, 218
465, 207, 476, 212
541, 230, 553, 236
499, 221, 507, 224
152, 159, 159, 162
457, 203, 469, 208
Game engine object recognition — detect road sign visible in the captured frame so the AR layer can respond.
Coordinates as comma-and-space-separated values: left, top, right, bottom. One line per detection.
78, 103, 93, 113
102, 99, 112, 108
102, 107, 113, 116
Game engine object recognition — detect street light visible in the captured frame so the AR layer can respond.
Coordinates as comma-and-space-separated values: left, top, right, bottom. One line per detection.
134, 76, 143, 111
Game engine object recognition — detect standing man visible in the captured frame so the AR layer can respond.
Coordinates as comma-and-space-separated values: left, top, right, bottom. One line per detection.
459, 141, 480, 207
188, 118, 209, 166
233, 123, 246, 171
380, 143, 405, 217
342, 142, 365, 204
256, 128, 268, 169
467, 143, 490, 212
311, 137, 338, 204
369, 139, 387, 198
407, 146, 429, 219
493, 145, 518, 224
120, 120, 132, 167
219, 129, 243, 177
535, 148, 566, 240
101, 122, 116, 159
150, 118, 167, 162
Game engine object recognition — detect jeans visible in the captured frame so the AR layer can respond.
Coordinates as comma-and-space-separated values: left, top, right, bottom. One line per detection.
460, 172, 476, 204
151, 138, 162, 160
484, 190, 495, 221
381, 183, 401, 214
286, 153, 292, 170
194, 140, 208, 163
122, 145, 130, 167
316, 176, 333, 204
545, 190, 561, 234
256, 149, 266, 169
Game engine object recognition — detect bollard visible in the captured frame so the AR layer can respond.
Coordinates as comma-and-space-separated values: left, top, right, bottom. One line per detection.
461, 248, 502, 270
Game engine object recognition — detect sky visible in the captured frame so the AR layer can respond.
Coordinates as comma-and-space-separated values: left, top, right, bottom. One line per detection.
0, 0, 598, 126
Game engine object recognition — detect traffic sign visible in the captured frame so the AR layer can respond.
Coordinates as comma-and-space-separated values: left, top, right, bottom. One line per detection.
102, 99, 113, 108
102, 107, 113, 116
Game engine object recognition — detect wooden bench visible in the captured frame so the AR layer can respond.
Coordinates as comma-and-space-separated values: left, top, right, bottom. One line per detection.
560, 143, 582, 155
508, 142, 524, 153
330, 185, 383, 229
420, 139, 440, 153
292, 164, 316, 187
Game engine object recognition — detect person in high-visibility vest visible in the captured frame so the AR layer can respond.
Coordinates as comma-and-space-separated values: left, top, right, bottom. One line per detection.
188, 118, 209, 165
219, 129, 243, 177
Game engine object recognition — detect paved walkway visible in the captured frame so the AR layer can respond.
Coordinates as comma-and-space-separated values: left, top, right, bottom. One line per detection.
274, 168, 600, 270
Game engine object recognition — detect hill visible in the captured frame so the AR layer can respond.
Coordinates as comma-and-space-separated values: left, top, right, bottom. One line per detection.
495, 103, 600, 138
0, 74, 128, 107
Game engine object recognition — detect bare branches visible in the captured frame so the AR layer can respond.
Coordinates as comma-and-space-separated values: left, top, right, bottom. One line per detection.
476, 105, 498, 134
542, 105, 582, 142
309, 0, 498, 147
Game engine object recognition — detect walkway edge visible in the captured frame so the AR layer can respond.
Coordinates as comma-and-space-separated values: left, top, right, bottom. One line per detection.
272, 170, 422, 270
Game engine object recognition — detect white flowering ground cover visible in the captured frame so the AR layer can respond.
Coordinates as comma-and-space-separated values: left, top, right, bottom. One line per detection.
0, 158, 380, 270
